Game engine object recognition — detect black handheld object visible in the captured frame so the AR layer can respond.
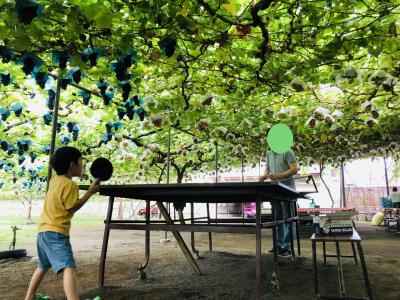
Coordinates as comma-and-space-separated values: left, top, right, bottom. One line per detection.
90, 157, 113, 181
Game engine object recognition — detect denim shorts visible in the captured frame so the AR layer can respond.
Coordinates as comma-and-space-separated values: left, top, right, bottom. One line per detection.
37, 231, 76, 273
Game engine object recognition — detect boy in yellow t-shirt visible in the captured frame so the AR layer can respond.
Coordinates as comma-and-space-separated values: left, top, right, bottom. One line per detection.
25, 146, 100, 300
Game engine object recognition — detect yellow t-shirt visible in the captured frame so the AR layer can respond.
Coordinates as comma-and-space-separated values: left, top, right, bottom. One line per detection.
38, 175, 80, 236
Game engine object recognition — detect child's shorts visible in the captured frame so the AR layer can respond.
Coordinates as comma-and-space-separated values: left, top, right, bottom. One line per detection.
37, 231, 76, 273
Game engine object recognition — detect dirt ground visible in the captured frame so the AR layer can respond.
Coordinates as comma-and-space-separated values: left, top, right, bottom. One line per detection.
0, 222, 399, 300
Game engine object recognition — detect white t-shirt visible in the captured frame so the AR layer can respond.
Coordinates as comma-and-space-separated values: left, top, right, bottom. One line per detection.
265, 149, 297, 189
389, 191, 400, 203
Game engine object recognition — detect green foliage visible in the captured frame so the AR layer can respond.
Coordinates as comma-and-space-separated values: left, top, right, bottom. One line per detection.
0, 0, 399, 189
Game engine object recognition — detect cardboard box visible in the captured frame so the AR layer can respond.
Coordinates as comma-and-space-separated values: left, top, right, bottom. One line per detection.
313, 211, 355, 236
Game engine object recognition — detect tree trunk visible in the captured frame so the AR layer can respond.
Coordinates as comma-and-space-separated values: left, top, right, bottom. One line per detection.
177, 171, 184, 183
158, 163, 167, 184
319, 164, 335, 208
27, 200, 33, 224
118, 200, 124, 220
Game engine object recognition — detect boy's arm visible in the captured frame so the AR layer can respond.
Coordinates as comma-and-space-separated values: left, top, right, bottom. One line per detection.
68, 179, 100, 214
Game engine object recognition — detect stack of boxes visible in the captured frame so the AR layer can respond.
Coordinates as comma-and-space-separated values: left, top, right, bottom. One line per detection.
313, 210, 356, 236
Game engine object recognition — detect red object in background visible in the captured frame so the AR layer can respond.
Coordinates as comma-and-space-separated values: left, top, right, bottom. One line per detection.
138, 204, 159, 217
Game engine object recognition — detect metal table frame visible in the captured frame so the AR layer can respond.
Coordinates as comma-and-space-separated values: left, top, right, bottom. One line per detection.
80, 182, 302, 300
311, 229, 373, 300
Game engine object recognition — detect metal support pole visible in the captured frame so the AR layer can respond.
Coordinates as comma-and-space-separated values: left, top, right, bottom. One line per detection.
137, 200, 150, 278
289, 201, 295, 258
384, 157, 390, 196
357, 242, 373, 300
99, 196, 114, 286
351, 242, 358, 265
206, 202, 212, 251
215, 143, 218, 223
272, 199, 278, 262
190, 202, 200, 259
242, 202, 245, 224
293, 200, 301, 256
166, 128, 171, 184
340, 163, 346, 208
255, 196, 262, 300
164, 128, 171, 239
336, 241, 346, 296
215, 143, 218, 183
312, 240, 319, 296
46, 79, 62, 192
241, 156, 244, 182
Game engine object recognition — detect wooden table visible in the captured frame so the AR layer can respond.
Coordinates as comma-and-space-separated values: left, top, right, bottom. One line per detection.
311, 229, 373, 300
80, 182, 302, 300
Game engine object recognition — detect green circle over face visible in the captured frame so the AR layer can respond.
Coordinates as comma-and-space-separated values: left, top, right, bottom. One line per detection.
267, 124, 293, 154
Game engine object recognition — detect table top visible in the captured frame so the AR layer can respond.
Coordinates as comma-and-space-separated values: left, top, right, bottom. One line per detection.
310, 228, 361, 242
79, 182, 301, 203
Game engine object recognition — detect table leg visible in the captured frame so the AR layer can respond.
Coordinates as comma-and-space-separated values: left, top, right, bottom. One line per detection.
137, 200, 150, 279
99, 196, 114, 287
312, 240, 318, 296
256, 197, 262, 300
356, 242, 373, 300
190, 202, 200, 259
164, 202, 169, 239
206, 202, 213, 252
323, 242, 327, 264
272, 199, 278, 262
336, 241, 346, 297
242, 203, 245, 225
156, 201, 202, 275
289, 202, 295, 258
178, 208, 185, 225
294, 202, 301, 256
352, 219, 357, 230
351, 242, 358, 265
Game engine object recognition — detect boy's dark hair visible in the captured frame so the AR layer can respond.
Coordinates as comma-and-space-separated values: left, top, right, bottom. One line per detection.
393, 187, 398, 192
50, 146, 82, 175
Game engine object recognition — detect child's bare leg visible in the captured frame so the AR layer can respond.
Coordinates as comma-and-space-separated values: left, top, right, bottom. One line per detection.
25, 268, 47, 300
64, 267, 79, 300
